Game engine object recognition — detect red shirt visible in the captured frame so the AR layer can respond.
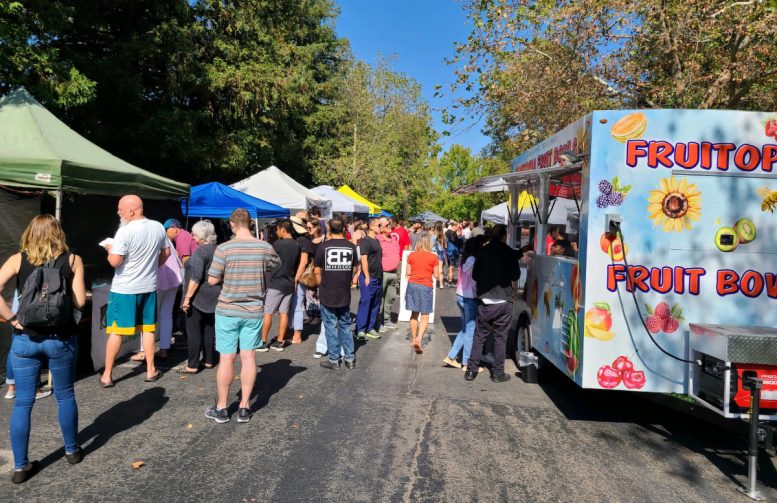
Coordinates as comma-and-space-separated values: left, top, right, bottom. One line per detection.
393, 226, 411, 252
175, 229, 199, 259
408, 251, 438, 288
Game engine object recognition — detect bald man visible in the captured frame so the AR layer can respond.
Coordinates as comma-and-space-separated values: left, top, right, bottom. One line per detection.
100, 195, 170, 386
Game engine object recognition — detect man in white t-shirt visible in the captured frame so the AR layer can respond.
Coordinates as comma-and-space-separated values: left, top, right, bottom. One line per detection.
100, 195, 169, 387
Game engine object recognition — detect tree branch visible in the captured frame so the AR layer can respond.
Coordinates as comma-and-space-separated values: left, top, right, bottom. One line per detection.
711, 1, 758, 19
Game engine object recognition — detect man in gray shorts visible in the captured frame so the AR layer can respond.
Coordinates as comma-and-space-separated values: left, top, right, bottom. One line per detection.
262, 219, 300, 352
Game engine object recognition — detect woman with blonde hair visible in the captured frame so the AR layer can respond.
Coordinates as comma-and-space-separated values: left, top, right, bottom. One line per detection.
405, 232, 439, 354
0, 215, 87, 483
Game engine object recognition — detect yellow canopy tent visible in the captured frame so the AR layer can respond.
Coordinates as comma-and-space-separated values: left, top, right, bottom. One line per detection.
337, 185, 382, 215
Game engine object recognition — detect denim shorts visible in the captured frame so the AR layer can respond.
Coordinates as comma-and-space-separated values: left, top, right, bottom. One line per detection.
215, 315, 263, 354
406, 282, 433, 314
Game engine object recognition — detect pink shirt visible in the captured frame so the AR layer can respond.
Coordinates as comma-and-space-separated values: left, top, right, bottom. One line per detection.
175, 229, 199, 259
158, 241, 183, 290
377, 233, 400, 272
456, 256, 476, 298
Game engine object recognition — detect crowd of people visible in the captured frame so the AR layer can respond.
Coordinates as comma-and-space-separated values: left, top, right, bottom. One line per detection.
0, 196, 528, 483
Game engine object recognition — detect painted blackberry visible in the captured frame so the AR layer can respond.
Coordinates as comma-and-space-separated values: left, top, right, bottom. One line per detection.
607, 192, 625, 206
596, 194, 610, 208
598, 179, 613, 194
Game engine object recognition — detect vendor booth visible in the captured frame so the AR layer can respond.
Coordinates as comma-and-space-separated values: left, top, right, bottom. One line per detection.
337, 185, 383, 216
185, 182, 289, 219
311, 185, 369, 215
0, 87, 190, 373
231, 165, 331, 217
408, 211, 447, 223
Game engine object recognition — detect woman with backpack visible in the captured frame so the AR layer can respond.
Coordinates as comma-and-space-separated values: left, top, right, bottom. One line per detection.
0, 215, 86, 483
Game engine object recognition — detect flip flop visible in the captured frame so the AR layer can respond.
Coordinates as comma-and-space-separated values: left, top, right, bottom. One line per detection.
175, 367, 199, 375
412, 342, 423, 354
144, 371, 162, 382
98, 377, 114, 388
130, 352, 146, 362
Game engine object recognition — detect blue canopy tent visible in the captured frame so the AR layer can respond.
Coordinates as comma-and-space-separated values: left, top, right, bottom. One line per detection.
370, 210, 393, 218
183, 182, 289, 219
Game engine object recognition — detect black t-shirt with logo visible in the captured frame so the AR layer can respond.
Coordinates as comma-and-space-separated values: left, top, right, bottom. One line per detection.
359, 235, 383, 278
268, 238, 300, 295
315, 239, 357, 308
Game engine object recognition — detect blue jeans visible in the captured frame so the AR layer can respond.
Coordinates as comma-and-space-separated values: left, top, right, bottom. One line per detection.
448, 296, 478, 363
5, 350, 13, 384
356, 275, 382, 333
292, 283, 307, 331
321, 305, 355, 364
9, 334, 79, 469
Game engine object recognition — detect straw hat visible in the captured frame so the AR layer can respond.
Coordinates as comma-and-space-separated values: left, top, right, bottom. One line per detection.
289, 216, 308, 235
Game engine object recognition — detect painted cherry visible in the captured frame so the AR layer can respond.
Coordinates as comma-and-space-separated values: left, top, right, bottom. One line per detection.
597, 365, 622, 389
622, 370, 647, 389
611, 356, 634, 373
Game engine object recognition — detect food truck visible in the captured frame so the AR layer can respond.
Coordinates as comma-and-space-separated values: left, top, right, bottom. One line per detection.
456, 110, 777, 414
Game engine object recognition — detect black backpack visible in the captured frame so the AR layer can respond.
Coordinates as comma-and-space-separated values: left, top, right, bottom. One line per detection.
17, 253, 72, 329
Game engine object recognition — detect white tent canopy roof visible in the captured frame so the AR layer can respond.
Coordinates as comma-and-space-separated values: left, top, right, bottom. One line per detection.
231, 166, 331, 215
481, 198, 579, 227
311, 185, 369, 214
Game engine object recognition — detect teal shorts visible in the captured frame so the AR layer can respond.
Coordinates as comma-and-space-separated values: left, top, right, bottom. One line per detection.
215, 315, 263, 354
106, 291, 157, 336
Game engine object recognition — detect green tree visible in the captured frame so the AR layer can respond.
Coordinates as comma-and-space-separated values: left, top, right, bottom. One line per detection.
0, 0, 349, 184
428, 145, 505, 221
444, 0, 777, 157
312, 57, 439, 218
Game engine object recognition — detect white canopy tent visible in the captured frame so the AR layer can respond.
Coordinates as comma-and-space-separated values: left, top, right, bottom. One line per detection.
481, 198, 579, 229
231, 166, 332, 217
311, 185, 369, 214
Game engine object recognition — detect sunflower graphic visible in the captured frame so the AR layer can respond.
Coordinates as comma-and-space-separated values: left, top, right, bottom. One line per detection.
647, 176, 702, 232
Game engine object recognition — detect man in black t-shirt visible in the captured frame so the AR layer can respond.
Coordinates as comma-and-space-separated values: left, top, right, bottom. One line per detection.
314, 217, 357, 369
355, 218, 383, 340
262, 220, 300, 350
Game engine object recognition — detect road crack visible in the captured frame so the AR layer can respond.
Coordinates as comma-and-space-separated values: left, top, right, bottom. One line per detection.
401, 398, 435, 502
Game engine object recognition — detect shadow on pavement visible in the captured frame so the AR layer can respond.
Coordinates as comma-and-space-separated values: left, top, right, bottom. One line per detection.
539, 363, 777, 490
39, 387, 169, 469
249, 358, 306, 413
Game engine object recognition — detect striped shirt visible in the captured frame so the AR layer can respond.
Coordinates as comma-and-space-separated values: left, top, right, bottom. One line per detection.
208, 238, 281, 318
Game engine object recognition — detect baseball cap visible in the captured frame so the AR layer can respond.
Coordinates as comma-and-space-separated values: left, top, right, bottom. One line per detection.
163, 218, 182, 230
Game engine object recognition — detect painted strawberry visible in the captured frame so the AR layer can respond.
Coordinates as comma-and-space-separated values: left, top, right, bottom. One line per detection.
653, 302, 670, 320
645, 315, 663, 334
663, 317, 680, 333
766, 119, 777, 139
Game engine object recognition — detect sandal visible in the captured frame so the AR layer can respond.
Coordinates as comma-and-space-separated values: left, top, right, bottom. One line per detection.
144, 370, 162, 382
130, 352, 145, 362
98, 377, 114, 388
175, 367, 199, 375
442, 357, 461, 368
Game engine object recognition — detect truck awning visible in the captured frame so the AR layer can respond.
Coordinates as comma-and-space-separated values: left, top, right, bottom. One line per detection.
453, 163, 583, 195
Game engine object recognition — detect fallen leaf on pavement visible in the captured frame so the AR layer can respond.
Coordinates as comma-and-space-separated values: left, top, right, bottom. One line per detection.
297, 394, 304, 399
291, 423, 299, 429
186, 423, 193, 430
131, 460, 145, 469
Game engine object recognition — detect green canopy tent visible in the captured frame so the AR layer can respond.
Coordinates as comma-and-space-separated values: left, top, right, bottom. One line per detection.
0, 87, 189, 213
0, 88, 190, 376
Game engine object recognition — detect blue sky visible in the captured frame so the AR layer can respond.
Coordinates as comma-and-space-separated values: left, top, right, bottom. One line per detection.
334, 0, 490, 156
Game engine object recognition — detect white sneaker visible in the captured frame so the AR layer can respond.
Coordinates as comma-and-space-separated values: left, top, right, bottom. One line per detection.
35, 389, 52, 400
313, 352, 325, 359
4, 389, 15, 400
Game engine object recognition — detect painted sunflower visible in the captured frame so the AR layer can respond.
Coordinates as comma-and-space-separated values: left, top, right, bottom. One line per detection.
647, 175, 702, 232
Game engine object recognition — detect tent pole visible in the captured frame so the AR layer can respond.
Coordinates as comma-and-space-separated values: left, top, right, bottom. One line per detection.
255, 217, 260, 239
54, 190, 63, 222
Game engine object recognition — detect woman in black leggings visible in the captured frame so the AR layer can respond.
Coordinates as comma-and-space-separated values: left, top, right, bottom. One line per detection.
179, 220, 221, 374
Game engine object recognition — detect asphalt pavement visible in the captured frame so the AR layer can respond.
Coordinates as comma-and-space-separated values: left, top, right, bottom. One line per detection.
1, 285, 776, 502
